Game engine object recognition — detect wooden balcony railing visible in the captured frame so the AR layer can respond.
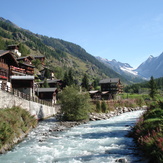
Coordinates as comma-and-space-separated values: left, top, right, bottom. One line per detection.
0, 75, 8, 80
0, 62, 8, 70
10, 66, 26, 74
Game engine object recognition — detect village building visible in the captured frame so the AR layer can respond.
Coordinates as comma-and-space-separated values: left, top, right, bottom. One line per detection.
37, 79, 63, 89
10, 75, 34, 97
89, 90, 101, 100
0, 47, 35, 96
18, 62, 35, 75
39, 68, 55, 80
35, 87, 58, 105
7, 44, 21, 57
17, 56, 34, 65
99, 78, 123, 100
33, 56, 45, 65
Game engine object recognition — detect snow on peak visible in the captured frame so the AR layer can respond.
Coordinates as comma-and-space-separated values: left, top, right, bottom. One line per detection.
120, 66, 138, 75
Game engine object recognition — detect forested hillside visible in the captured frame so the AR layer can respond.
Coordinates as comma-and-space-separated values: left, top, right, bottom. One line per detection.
0, 17, 128, 83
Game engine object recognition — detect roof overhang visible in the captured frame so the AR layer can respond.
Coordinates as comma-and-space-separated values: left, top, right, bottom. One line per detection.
10, 76, 34, 80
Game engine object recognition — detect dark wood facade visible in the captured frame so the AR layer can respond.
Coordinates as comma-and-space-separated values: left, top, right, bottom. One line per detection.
35, 88, 58, 104
99, 78, 123, 100
37, 79, 63, 89
0, 50, 19, 81
18, 63, 35, 75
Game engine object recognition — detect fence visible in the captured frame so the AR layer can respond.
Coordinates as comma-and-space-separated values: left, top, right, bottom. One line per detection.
0, 83, 53, 107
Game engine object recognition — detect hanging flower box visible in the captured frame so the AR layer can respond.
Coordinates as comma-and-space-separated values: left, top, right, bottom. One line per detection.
0, 75, 8, 79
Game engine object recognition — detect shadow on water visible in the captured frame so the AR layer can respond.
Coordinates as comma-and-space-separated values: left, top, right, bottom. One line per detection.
89, 120, 136, 128
80, 129, 130, 139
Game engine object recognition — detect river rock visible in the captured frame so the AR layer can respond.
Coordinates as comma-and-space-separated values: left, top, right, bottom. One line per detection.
115, 158, 128, 163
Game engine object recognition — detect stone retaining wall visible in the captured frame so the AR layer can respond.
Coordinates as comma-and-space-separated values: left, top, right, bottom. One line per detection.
0, 90, 60, 119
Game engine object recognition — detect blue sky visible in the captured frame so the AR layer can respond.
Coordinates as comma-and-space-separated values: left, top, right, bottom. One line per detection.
1, 0, 163, 68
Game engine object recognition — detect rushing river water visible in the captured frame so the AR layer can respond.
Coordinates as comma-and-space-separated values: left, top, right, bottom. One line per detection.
0, 110, 147, 163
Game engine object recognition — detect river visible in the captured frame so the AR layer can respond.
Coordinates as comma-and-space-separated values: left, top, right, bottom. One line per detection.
0, 110, 147, 163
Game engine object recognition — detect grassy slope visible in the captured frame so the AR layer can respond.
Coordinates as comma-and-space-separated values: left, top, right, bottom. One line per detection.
0, 107, 37, 153
0, 19, 128, 84
132, 102, 163, 163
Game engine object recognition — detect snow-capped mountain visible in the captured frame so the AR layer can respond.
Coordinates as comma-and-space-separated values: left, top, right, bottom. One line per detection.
96, 57, 144, 83
136, 53, 163, 79
97, 51, 163, 82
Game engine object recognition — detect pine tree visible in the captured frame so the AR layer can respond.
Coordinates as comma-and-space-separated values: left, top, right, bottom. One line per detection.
149, 76, 157, 99
63, 71, 69, 87
101, 100, 107, 113
44, 68, 51, 79
96, 101, 101, 112
68, 69, 74, 86
42, 78, 49, 88
82, 74, 89, 91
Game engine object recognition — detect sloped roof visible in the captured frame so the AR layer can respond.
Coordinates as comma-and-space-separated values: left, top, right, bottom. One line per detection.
38, 79, 62, 84
36, 88, 57, 93
0, 50, 18, 66
17, 56, 34, 60
19, 62, 35, 68
99, 78, 120, 84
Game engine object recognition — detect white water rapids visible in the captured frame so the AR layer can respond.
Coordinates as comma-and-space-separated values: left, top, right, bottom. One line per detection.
0, 110, 147, 163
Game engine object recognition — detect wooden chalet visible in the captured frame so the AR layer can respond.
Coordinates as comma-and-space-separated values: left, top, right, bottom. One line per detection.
35, 88, 58, 104
89, 90, 101, 100
18, 62, 35, 75
37, 79, 63, 89
39, 68, 55, 80
7, 45, 21, 57
0, 50, 19, 81
10, 76, 34, 96
17, 56, 34, 65
34, 56, 45, 65
99, 78, 123, 100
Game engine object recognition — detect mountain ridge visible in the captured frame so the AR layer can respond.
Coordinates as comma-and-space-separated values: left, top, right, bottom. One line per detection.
0, 17, 128, 84
96, 56, 145, 83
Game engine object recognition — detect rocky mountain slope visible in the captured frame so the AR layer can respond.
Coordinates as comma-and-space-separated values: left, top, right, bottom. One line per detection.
0, 17, 128, 83
136, 53, 163, 79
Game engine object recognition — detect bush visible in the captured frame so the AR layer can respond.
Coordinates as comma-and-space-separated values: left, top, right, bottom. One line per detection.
101, 100, 107, 113
0, 106, 37, 149
96, 101, 101, 112
58, 86, 91, 121
132, 103, 163, 163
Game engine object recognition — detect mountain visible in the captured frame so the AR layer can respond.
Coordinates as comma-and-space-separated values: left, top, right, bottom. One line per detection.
136, 53, 163, 79
0, 17, 128, 83
96, 56, 145, 83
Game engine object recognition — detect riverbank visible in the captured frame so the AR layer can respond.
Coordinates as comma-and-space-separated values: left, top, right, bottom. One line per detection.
131, 102, 163, 163
0, 110, 147, 163
0, 106, 37, 154
51, 106, 147, 132
0, 105, 147, 154
89, 106, 147, 121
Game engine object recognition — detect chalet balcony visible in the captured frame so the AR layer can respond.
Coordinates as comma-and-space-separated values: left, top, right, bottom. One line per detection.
10, 66, 26, 74
26, 70, 34, 75
0, 62, 8, 70
0, 75, 8, 80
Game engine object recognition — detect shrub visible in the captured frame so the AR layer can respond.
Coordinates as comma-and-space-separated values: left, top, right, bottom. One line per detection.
0, 106, 37, 149
132, 104, 163, 162
96, 101, 101, 112
101, 100, 107, 113
58, 86, 91, 121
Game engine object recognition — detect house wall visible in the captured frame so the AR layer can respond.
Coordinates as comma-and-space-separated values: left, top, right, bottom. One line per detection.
0, 90, 60, 119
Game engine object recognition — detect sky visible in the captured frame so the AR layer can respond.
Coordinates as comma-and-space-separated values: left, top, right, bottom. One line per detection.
1, 0, 163, 68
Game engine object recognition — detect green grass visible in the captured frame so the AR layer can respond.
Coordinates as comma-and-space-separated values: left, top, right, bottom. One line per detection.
132, 102, 163, 163
0, 106, 37, 149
